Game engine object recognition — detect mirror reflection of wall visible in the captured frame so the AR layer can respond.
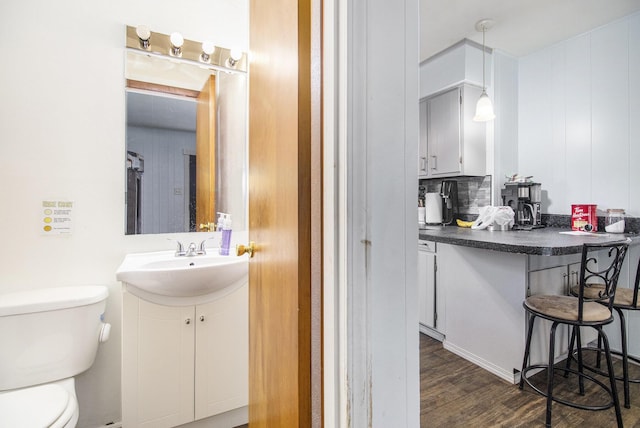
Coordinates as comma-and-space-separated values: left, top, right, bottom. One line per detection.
124, 49, 247, 235
126, 90, 197, 234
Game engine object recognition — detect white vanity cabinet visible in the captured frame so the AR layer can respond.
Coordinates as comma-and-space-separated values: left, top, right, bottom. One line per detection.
418, 241, 444, 340
419, 84, 486, 178
122, 285, 248, 428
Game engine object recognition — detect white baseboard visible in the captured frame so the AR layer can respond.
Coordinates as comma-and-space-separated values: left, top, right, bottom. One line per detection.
443, 340, 517, 384
419, 324, 445, 342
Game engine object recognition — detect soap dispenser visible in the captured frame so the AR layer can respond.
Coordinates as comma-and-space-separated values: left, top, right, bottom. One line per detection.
219, 213, 233, 255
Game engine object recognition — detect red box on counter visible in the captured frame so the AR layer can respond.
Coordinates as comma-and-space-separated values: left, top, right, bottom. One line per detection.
571, 204, 597, 231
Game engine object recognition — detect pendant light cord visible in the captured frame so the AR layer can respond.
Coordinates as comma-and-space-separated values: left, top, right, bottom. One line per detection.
482, 26, 486, 91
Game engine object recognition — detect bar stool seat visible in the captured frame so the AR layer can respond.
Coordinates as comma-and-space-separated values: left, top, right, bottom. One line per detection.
520, 239, 630, 428
568, 257, 640, 409
525, 295, 612, 322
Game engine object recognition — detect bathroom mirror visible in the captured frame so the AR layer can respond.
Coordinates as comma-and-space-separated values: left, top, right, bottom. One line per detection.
125, 50, 247, 234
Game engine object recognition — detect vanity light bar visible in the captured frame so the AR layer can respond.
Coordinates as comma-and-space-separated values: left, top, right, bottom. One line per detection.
125, 25, 247, 73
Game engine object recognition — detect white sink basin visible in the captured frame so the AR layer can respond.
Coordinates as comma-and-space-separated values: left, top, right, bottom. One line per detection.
116, 250, 248, 304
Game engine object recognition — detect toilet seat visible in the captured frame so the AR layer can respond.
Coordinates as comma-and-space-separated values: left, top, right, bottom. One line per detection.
0, 384, 76, 427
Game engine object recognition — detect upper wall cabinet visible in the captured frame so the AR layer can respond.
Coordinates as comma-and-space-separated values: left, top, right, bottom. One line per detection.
419, 84, 486, 178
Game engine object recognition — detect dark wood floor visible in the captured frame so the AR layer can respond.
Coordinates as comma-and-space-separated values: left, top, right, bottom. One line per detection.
421, 333, 640, 427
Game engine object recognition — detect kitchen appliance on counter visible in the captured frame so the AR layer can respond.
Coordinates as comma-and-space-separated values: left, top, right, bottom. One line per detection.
501, 181, 543, 229
440, 180, 459, 225
424, 192, 443, 224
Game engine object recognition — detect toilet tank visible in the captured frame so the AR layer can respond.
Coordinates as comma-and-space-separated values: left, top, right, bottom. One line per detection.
0, 286, 109, 391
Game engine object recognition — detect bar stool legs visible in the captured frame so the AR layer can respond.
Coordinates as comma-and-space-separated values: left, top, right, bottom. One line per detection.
566, 305, 640, 409
521, 320, 623, 427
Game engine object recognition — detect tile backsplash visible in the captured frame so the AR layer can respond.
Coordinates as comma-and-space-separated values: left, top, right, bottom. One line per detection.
419, 176, 492, 220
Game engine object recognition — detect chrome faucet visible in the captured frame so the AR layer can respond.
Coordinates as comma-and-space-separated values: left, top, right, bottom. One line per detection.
168, 238, 187, 256
185, 242, 199, 257
169, 237, 211, 257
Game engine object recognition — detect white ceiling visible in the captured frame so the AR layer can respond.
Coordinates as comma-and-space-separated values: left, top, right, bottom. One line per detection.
420, 0, 640, 62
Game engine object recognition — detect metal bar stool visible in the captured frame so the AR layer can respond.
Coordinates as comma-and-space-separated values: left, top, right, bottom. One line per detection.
566, 249, 640, 409
519, 239, 630, 428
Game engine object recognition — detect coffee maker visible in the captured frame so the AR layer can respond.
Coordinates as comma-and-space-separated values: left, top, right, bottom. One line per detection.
501, 182, 543, 229
440, 180, 459, 225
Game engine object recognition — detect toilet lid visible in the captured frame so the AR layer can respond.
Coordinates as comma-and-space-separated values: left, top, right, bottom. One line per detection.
0, 384, 72, 427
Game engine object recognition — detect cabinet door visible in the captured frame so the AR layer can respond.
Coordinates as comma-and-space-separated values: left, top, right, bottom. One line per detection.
528, 266, 570, 365
418, 99, 428, 177
195, 284, 249, 419
122, 292, 195, 428
435, 255, 444, 334
427, 88, 461, 176
418, 249, 435, 328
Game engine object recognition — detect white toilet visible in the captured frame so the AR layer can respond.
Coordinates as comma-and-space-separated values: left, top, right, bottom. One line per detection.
0, 286, 110, 428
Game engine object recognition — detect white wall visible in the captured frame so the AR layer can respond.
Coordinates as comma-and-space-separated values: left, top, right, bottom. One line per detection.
127, 126, 195, 233
0, 1, 247, 426
492, 50, 519, 204
518, 11, 640, 216
347, 0, 420, 426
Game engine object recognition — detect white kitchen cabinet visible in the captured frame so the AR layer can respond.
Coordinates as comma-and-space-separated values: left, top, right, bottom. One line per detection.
420, 84, 486, 178
122, 285, 248, 428
418, 99, 428, 177
418, 241, 443, 340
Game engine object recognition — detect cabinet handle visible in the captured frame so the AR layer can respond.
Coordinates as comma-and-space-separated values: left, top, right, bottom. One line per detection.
431, 155, 437, 170
185, 318, 191, 325
420, 157, 427, 172
200, 315, 205, 322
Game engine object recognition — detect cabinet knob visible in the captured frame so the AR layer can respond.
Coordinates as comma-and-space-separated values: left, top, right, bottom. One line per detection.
200, 315, 205, 322
185, 318, 191, 325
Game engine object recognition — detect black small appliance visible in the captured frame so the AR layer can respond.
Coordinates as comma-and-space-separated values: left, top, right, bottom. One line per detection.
440, 180, 459, 225
501, 182, 543, 229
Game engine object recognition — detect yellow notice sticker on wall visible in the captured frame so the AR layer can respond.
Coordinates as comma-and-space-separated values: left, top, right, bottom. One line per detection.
41, 200, 74, 235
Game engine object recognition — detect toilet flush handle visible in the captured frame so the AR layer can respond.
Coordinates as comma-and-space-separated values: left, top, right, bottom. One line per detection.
99, 322, 112, 343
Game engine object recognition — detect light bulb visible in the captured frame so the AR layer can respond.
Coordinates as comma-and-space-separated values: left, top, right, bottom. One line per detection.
170, 32, 184, 47
228, 49, 242, 67
136, 25, 151, 49
201, 41, 215, 62
170, 32, 184, 56
473, 91, 496, 122
230, 49, 242, 61
136, 25, 150, 40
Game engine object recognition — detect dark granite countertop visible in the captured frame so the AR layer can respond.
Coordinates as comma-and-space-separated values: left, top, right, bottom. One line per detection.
418, 226, 638, 256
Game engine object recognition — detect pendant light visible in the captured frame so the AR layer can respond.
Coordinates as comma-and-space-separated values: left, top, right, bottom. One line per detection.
473, 19, 495, 122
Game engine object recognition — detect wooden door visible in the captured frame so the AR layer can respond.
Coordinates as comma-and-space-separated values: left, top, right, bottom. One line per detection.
196, 76, 216, 228
248, 0, 322, 426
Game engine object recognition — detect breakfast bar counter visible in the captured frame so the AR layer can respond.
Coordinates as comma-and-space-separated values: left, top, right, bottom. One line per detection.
419, 225, 638, 255
417, 226, 639, 384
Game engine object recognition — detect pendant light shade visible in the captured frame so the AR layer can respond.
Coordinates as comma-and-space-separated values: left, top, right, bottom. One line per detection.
474, 90, 495, 121
473, 19, 495, 122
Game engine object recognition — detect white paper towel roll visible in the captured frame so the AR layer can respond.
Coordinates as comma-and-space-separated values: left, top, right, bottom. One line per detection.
424, 193, 442, 224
